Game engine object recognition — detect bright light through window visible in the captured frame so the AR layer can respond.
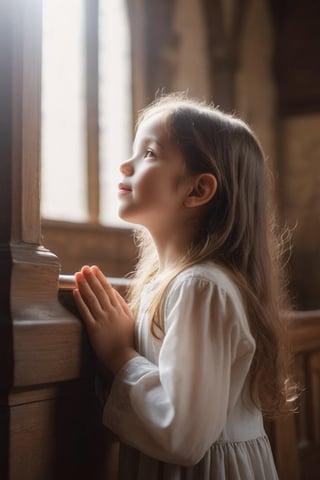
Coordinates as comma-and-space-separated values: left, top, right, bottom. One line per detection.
41, 0, 132, 226
99, 0, 132, 226
41, 0, 87, 222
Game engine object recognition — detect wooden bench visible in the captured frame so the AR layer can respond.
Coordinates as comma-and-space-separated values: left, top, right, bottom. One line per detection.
268, 310, 320, 480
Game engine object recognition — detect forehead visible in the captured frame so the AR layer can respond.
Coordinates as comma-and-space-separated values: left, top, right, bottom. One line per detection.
134, 111, 171, 147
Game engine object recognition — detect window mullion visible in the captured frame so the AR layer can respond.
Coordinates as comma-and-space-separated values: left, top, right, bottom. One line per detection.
85, 0, 100, 224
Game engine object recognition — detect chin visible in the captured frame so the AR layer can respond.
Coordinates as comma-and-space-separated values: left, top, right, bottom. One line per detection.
118, 209, 138, 225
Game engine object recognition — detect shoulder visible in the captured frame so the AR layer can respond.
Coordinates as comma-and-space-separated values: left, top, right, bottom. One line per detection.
164, 261, 250, 333
168, 261, 242, 302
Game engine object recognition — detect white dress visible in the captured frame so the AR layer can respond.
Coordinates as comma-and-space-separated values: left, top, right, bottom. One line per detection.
103, 262, 279, 479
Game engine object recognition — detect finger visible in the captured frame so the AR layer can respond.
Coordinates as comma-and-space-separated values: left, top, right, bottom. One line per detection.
75, 265, 89, 281
113, 289, 132, 317
75, 272, 105, 318
73, 288, 95, 327
91, 265, 119, 307
81, 266, 113, 311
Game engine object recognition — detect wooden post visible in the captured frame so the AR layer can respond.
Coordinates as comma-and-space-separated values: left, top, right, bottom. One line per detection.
0, 0, 81, 389
0, 1, 111, 478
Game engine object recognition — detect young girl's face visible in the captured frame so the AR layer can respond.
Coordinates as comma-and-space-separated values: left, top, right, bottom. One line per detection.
118, 112, 192, 232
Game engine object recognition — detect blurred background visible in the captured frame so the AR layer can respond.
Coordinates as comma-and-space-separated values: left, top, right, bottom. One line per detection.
41, 0, 320, 311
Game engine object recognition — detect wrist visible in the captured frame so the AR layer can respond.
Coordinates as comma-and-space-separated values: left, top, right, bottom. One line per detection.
107, 347, 139, 375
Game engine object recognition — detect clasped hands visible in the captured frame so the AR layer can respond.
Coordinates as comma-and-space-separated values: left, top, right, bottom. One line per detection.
73, 265, 138, 375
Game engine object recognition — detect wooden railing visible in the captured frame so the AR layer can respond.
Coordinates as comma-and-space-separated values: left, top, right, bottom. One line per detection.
59, 274, 131, 292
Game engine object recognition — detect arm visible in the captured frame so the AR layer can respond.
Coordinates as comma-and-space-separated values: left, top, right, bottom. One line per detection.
73, 265, 139, 375
103, 276, 243, 465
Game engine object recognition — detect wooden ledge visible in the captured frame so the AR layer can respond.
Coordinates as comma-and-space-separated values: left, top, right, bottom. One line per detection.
59, 274, 131, 291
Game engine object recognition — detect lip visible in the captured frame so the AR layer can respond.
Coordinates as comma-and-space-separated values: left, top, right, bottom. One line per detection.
118, 182, 132, 194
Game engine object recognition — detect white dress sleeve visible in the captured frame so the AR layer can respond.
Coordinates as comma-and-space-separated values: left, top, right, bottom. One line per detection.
103, 275, 250, 466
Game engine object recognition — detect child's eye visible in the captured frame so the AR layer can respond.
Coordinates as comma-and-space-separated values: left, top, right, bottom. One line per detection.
144, 149, 154, 158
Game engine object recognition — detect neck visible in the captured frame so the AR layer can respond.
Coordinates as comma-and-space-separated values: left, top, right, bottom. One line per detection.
148, 225, 194, 275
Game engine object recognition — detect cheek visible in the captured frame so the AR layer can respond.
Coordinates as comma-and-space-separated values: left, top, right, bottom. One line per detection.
137, 180, 176, 205
134, 170, 163, 197
137, 180, 162, 197
131, 165, 184, 209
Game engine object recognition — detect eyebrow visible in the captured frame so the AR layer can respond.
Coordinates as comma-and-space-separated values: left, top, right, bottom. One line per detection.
133, 136, 164, 152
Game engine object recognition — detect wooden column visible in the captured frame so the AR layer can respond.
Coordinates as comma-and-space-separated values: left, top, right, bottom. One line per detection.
0, 1, 111, 478
0, 0, 81, 386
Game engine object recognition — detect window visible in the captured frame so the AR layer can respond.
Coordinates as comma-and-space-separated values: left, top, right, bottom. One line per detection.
99, 0, 132, 225
41, 0, 132, 226
41, 0, 87, 222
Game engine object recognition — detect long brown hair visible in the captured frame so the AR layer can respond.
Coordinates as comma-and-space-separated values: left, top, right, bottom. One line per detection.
126, 92, 297, 417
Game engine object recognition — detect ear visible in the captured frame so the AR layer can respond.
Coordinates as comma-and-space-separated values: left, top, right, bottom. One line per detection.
184, 173, 217, 208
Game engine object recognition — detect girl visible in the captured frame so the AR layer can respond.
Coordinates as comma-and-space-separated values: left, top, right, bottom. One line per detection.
73, 93, 296, 479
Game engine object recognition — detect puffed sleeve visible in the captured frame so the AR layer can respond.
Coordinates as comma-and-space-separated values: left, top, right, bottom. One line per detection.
103, 276, 245, 465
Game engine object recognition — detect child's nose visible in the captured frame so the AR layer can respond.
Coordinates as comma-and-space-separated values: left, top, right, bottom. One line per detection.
120, 158, 134, 176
